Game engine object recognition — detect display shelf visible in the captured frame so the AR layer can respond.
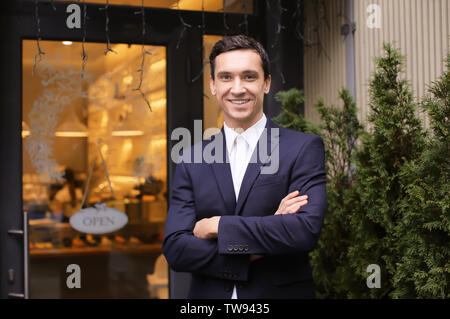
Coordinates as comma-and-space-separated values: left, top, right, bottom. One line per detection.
30, 243, 162, 259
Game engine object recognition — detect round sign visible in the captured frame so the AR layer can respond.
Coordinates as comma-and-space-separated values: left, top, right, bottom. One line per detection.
69, 203, 128, 234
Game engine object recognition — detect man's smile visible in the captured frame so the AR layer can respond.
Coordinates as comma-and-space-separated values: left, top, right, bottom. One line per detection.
227, 99, 251, 105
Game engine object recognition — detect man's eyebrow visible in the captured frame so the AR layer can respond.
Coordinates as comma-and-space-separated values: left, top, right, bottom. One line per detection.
216, 71, 232, 76
216, 70, 259, 76
241, 70, 259, 74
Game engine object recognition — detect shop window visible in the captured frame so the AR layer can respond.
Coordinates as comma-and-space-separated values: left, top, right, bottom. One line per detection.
22, 39, 168, 299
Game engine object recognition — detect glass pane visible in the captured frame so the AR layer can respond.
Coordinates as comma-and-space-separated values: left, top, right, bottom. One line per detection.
56, 0, 253, 14
22, 39, 168, 298
203, 35, 224, 138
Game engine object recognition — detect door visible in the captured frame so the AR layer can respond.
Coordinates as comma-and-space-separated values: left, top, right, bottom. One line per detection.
21, 39, 170, 299
1, 0, 265, 299
1, 0, 202, 299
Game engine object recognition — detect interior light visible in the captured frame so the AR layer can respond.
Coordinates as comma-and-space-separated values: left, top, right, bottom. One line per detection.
55, 112, 88, 138
150, 98, 166, 109
123, 75, 133, 85
62, 41, 73, 46
54, 131, 88, 137
111, 130, 144, 137
22, 121, 31, 138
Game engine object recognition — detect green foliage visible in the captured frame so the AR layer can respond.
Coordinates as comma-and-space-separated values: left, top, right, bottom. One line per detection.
393, 54, 450, 298
273, 44, 449, 299
349, 43, 425, 298
272, 88, 321, 135
309, 88, 364, 298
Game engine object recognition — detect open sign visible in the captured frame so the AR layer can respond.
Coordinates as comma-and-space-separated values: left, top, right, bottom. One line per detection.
70, 203, 128, 234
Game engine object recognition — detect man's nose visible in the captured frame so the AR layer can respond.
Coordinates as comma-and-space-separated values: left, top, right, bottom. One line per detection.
230, 78, 245, 95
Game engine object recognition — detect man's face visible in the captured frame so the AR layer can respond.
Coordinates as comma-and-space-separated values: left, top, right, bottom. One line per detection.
210, 49, 271, 130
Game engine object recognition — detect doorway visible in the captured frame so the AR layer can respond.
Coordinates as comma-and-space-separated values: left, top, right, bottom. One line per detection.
1, 0, 267, 299
22, 39, 167, 298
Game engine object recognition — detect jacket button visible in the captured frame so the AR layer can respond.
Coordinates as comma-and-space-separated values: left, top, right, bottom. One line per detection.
244, 246, 249, 252
233, 245, 239, 251
239, 245, 244, 251
227, 244, 233, 252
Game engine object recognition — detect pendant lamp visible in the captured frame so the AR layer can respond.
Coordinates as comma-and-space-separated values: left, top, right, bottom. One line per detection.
55, 112, 88, 137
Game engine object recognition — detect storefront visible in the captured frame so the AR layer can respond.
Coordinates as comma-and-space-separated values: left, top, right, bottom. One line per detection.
0, 0, 303, 299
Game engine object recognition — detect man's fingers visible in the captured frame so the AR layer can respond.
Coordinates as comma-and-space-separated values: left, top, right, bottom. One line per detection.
285, 195, 308, 207
275, 200, 308, 215
281, 190, 299, 203
275, 192, 309, 215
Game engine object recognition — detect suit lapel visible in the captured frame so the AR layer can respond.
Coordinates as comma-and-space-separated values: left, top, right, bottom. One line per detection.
210, 129, 237, 215
235, 119, 281, 215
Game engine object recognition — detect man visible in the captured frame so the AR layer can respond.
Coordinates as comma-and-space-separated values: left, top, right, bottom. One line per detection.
163, 35, 326, 299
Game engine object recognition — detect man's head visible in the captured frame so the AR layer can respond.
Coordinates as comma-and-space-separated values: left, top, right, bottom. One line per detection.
209, 35, 270, 81
209, 35, 271, 130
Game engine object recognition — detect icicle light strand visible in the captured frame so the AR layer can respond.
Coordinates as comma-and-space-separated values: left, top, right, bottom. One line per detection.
133, 0, 152, 111
174, 0, 192, 50
266, 0, 286, 86
239, 0, 249, 35
32, 0, 45, 75
100, 0, 116, 55
222, 0, 230, 33
191, 0, 207, 83
81, 0, 88, 79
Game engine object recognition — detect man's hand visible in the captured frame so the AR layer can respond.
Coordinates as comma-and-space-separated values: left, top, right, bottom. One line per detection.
250, 192, 308, 262
274, 190, 308, 215
193, 216, 221, 239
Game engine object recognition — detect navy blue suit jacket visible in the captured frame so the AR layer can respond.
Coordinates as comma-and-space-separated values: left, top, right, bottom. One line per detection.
162, 118, 327, 299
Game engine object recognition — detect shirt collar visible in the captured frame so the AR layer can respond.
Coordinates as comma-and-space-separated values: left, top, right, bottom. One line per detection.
223, 113, 267, 154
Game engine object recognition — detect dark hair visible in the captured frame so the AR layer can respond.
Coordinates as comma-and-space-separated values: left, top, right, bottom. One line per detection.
209, 35, 270, 80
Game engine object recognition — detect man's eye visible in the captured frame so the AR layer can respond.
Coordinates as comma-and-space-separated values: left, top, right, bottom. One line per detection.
220, 75, 231, 80
244, 75, 256, 80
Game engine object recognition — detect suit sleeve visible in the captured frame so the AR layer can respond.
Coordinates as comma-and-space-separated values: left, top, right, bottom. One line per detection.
217, 135, 327, 255
162, 161, 251, 281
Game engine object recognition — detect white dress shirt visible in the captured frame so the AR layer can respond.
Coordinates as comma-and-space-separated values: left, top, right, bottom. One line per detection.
223, 113, 267, 299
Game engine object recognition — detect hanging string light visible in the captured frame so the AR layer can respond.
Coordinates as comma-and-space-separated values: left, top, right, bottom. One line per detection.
266, 0, 286, 86
292, 0, 303, 42
199, 0, 206, 40
100, 0, 116, 55
191, 0, 206, 83
81, 0, 88, 79
32, 0, 45, 75
239, 0, 249, 35
173, 0, 192, 50
133, 0, 152, 111
266, 0, 286, 49
298, 0, 331, 61
314, 0, 331, 61
221, 0, 230, 34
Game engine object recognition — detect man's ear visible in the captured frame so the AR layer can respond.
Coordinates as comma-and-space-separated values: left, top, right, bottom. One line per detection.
264, 75, 271, 94
209, 76, 216, 96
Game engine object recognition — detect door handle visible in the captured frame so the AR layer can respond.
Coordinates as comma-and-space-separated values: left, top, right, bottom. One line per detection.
7, 211, 29, 299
